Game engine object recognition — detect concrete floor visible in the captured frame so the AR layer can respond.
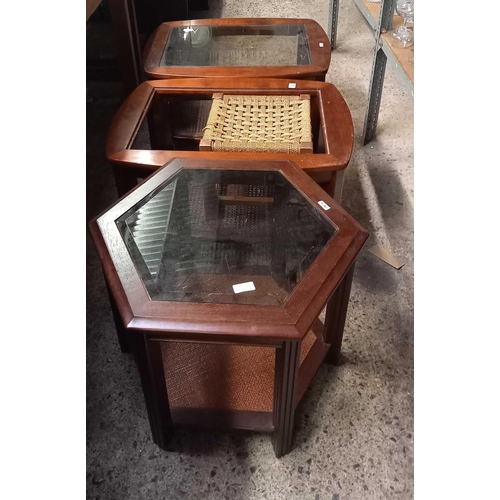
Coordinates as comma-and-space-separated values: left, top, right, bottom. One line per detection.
86, 0, 414, 498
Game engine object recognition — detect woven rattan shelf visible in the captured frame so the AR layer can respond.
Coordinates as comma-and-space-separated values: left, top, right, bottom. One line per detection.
162, 329, 316, 412
200, 94, 313, 154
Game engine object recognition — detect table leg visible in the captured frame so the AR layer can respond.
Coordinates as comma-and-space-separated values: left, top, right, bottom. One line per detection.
333, 169, 345, 204
318, 174, 336, 200
272, 340, 300, 458
323, 263, 355, 365
129, 334, 173, 449
104, 278, 130, 353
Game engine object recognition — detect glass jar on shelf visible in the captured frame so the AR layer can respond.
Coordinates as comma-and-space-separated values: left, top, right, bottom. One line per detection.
393, 0, 414, 48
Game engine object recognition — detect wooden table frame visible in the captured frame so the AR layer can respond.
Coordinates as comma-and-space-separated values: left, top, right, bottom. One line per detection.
89, 157, 368, 457
143, 18, 331, 81
106, 78, 355, 203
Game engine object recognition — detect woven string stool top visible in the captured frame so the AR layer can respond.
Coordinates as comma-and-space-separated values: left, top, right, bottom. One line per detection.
200, 93, 313, 154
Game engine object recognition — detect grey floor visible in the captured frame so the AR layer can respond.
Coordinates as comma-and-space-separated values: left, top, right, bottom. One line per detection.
86, 0, 414, 498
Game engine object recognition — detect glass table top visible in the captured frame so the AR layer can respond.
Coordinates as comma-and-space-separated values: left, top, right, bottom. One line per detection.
161, 24, 312, 67
116, 169, 336, 306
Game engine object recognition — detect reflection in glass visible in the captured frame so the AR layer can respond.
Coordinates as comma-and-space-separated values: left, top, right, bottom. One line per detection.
161, 24, 312, 67
116, 169, 337, 305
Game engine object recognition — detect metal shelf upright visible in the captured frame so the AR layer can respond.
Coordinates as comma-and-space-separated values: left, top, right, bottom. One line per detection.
357, 0, 414, 144
328, 0, 341, 50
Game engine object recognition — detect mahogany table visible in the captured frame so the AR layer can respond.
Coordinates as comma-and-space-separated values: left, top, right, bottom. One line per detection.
106, 77, 354, 203
89, 156, 368, 457
143, 18, 331, 81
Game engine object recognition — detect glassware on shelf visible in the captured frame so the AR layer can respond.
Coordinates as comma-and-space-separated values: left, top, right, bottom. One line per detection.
393, 0, 414, 48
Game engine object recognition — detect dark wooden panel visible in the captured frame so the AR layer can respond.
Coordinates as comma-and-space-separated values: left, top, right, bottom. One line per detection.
272, 340, 300, 457
324, 263, 356, 365
170, 407, 274, 432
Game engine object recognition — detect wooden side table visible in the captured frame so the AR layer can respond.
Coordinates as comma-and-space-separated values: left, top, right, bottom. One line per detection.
89, 157, 368, 457
106, 78, 355, 203
143, 18, 331, 81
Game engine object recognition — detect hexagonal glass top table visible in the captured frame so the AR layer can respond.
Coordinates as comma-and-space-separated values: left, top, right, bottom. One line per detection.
143, 18, 331, 80
116, 167, 336, 306
89, 157, 368, 458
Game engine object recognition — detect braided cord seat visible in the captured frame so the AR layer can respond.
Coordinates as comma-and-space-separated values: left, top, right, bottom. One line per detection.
200, 94, 313, 154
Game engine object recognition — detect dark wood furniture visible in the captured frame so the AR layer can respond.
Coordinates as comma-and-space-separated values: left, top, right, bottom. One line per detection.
108, 0, 143, 96
106, 77, 354, 203
86, 0, 102, 21
143, 18, 331, 81
89, 157, 368, 457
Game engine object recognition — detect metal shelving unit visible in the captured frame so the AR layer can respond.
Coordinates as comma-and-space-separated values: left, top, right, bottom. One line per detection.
327, 0, 341, 49
356, 0, 414, 143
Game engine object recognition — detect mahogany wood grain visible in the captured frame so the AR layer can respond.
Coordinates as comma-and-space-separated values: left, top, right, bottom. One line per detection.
143, 18, 330, 80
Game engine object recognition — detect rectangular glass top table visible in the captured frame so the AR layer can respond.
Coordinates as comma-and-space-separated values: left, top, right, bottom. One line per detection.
143, 18, 331, 81
106, 78, 355, 203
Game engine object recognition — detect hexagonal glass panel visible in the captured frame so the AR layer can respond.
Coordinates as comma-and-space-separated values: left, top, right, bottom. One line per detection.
116, 169, 337, 305
161, 24, 312, 67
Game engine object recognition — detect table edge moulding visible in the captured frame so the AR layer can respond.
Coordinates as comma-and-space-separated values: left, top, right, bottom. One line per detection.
143, 18, 331, 81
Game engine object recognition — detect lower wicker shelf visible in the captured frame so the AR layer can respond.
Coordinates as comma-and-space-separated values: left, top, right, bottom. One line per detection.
161, 319, 330, 431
